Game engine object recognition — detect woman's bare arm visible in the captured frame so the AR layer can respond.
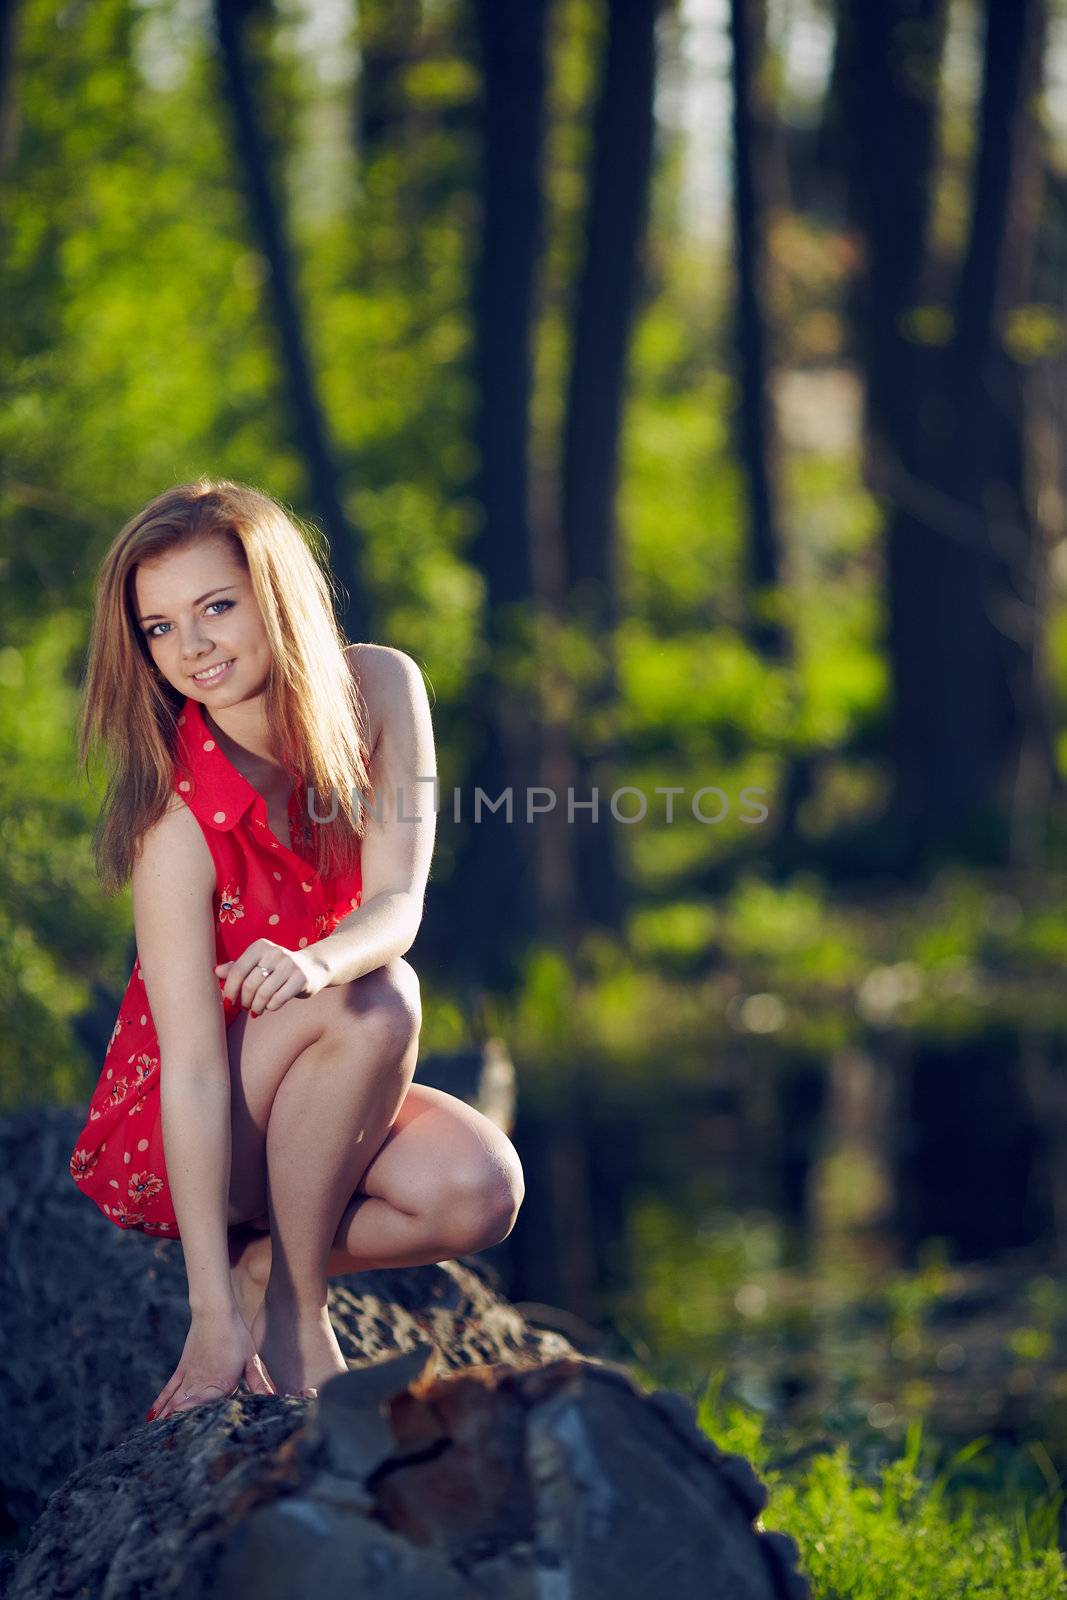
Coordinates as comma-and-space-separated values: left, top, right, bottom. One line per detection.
132, 801, 235, 1313
310, 644, 437, 987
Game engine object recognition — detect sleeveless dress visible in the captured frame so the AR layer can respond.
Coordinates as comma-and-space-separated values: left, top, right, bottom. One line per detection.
69, 693, 363, 1240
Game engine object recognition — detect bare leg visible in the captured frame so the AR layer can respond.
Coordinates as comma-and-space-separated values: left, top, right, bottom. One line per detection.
229, 1081, 525, 1337
249, 1010, 419, 1394
234, 1189, 467, 1276
229, 1195, 466, 1331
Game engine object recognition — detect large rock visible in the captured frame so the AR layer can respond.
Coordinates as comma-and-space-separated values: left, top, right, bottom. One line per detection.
0, 1103, 809, 1599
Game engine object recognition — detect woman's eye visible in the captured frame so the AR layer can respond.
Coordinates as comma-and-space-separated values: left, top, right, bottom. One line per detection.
147, 598, 234, 639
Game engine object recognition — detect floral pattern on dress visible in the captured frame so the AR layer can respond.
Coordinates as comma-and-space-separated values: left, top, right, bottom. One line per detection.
218, 883, 245, 925
128, 1170, 164, 1205
109, 1202, 145, 1227
130, 1051, 158, 1086
105, 1077, 130, 1108
70, 1148, 98, 1181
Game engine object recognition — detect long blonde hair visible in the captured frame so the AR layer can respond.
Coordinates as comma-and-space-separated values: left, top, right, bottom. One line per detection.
79, 478, 374, 894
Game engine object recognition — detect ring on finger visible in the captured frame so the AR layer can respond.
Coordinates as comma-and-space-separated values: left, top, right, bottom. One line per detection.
251, 966, 275, 1004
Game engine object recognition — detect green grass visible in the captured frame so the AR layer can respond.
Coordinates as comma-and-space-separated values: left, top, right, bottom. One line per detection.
676, 1371, 1067, 1598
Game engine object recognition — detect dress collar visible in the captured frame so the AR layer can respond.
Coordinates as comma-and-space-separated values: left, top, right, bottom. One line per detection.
172, 695, 276, 833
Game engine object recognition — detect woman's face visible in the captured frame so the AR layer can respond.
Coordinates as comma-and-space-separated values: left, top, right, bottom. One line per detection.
134, 535, 273, 706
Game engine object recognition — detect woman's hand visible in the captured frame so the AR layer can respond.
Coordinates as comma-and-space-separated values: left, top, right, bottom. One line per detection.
215, 941, 330, 1016
147, 1304, 275, 1422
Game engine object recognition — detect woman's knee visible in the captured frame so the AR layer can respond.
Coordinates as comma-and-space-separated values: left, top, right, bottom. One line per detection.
442, 1138, 525, 1250
335, 956, 422, 1059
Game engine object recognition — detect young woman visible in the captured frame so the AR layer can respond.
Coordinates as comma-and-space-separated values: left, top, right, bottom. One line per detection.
69, 479, 525, 1417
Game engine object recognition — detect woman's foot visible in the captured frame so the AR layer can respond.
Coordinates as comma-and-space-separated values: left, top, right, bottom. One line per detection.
250, 1295, 348, 1397
227, 1229, 272, 1332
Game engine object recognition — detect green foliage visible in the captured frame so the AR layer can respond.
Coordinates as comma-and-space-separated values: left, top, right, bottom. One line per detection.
720, 871, 856, 982
764, 1437, 1067, 1598
0, 612, 131, 1109
615, 1190, 1067, 1567
624, 1253, 1067, 1595
697, 1390, 1067, 1600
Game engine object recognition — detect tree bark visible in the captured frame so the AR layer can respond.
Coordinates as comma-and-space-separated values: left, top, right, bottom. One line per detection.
0, 0, 20, 166
888, 1027, 1053, 1260
917, 0, 1054, 863
1, 1104, 809, 1600
728, 0, 787, 661
447, 0, 551, 994
839, 0, 1053, 864
558, 0, 660, 941
727, 0, 822, 841
834, 0, 947, 473
831, 0, 946, 869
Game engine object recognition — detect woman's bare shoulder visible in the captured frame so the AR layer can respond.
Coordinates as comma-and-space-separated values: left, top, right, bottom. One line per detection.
344, 643, 426, 751
136, 794, 215, 887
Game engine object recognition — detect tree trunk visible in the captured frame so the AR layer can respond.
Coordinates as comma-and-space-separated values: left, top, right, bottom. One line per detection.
916, 0, 1054, 863
212, 0, 366, 644
728, 0, 787, 661
840, 0, 1053, 864
727, 0, 819, 840
2, 1103, 809, 1600
447, 0, 551, 994
888, 1028, 1053, 1261
0, 0, 20, 166
834, 0, 947, 462
558, 0, 660, 941
832, 0, 946, 869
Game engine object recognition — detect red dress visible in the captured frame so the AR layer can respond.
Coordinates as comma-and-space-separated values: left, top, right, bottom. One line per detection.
69, 693, 363, 1240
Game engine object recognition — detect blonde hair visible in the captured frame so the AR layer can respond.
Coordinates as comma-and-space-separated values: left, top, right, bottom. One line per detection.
79, 478, 373, 895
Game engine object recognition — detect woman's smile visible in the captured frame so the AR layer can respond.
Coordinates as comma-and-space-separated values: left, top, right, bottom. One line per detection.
192, 658, 236, 685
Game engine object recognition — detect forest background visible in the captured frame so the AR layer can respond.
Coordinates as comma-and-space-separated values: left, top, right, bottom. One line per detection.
3, 0, 1067, 1587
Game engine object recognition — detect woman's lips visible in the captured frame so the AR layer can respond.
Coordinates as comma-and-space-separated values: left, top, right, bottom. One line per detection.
192, 658, 235, 685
